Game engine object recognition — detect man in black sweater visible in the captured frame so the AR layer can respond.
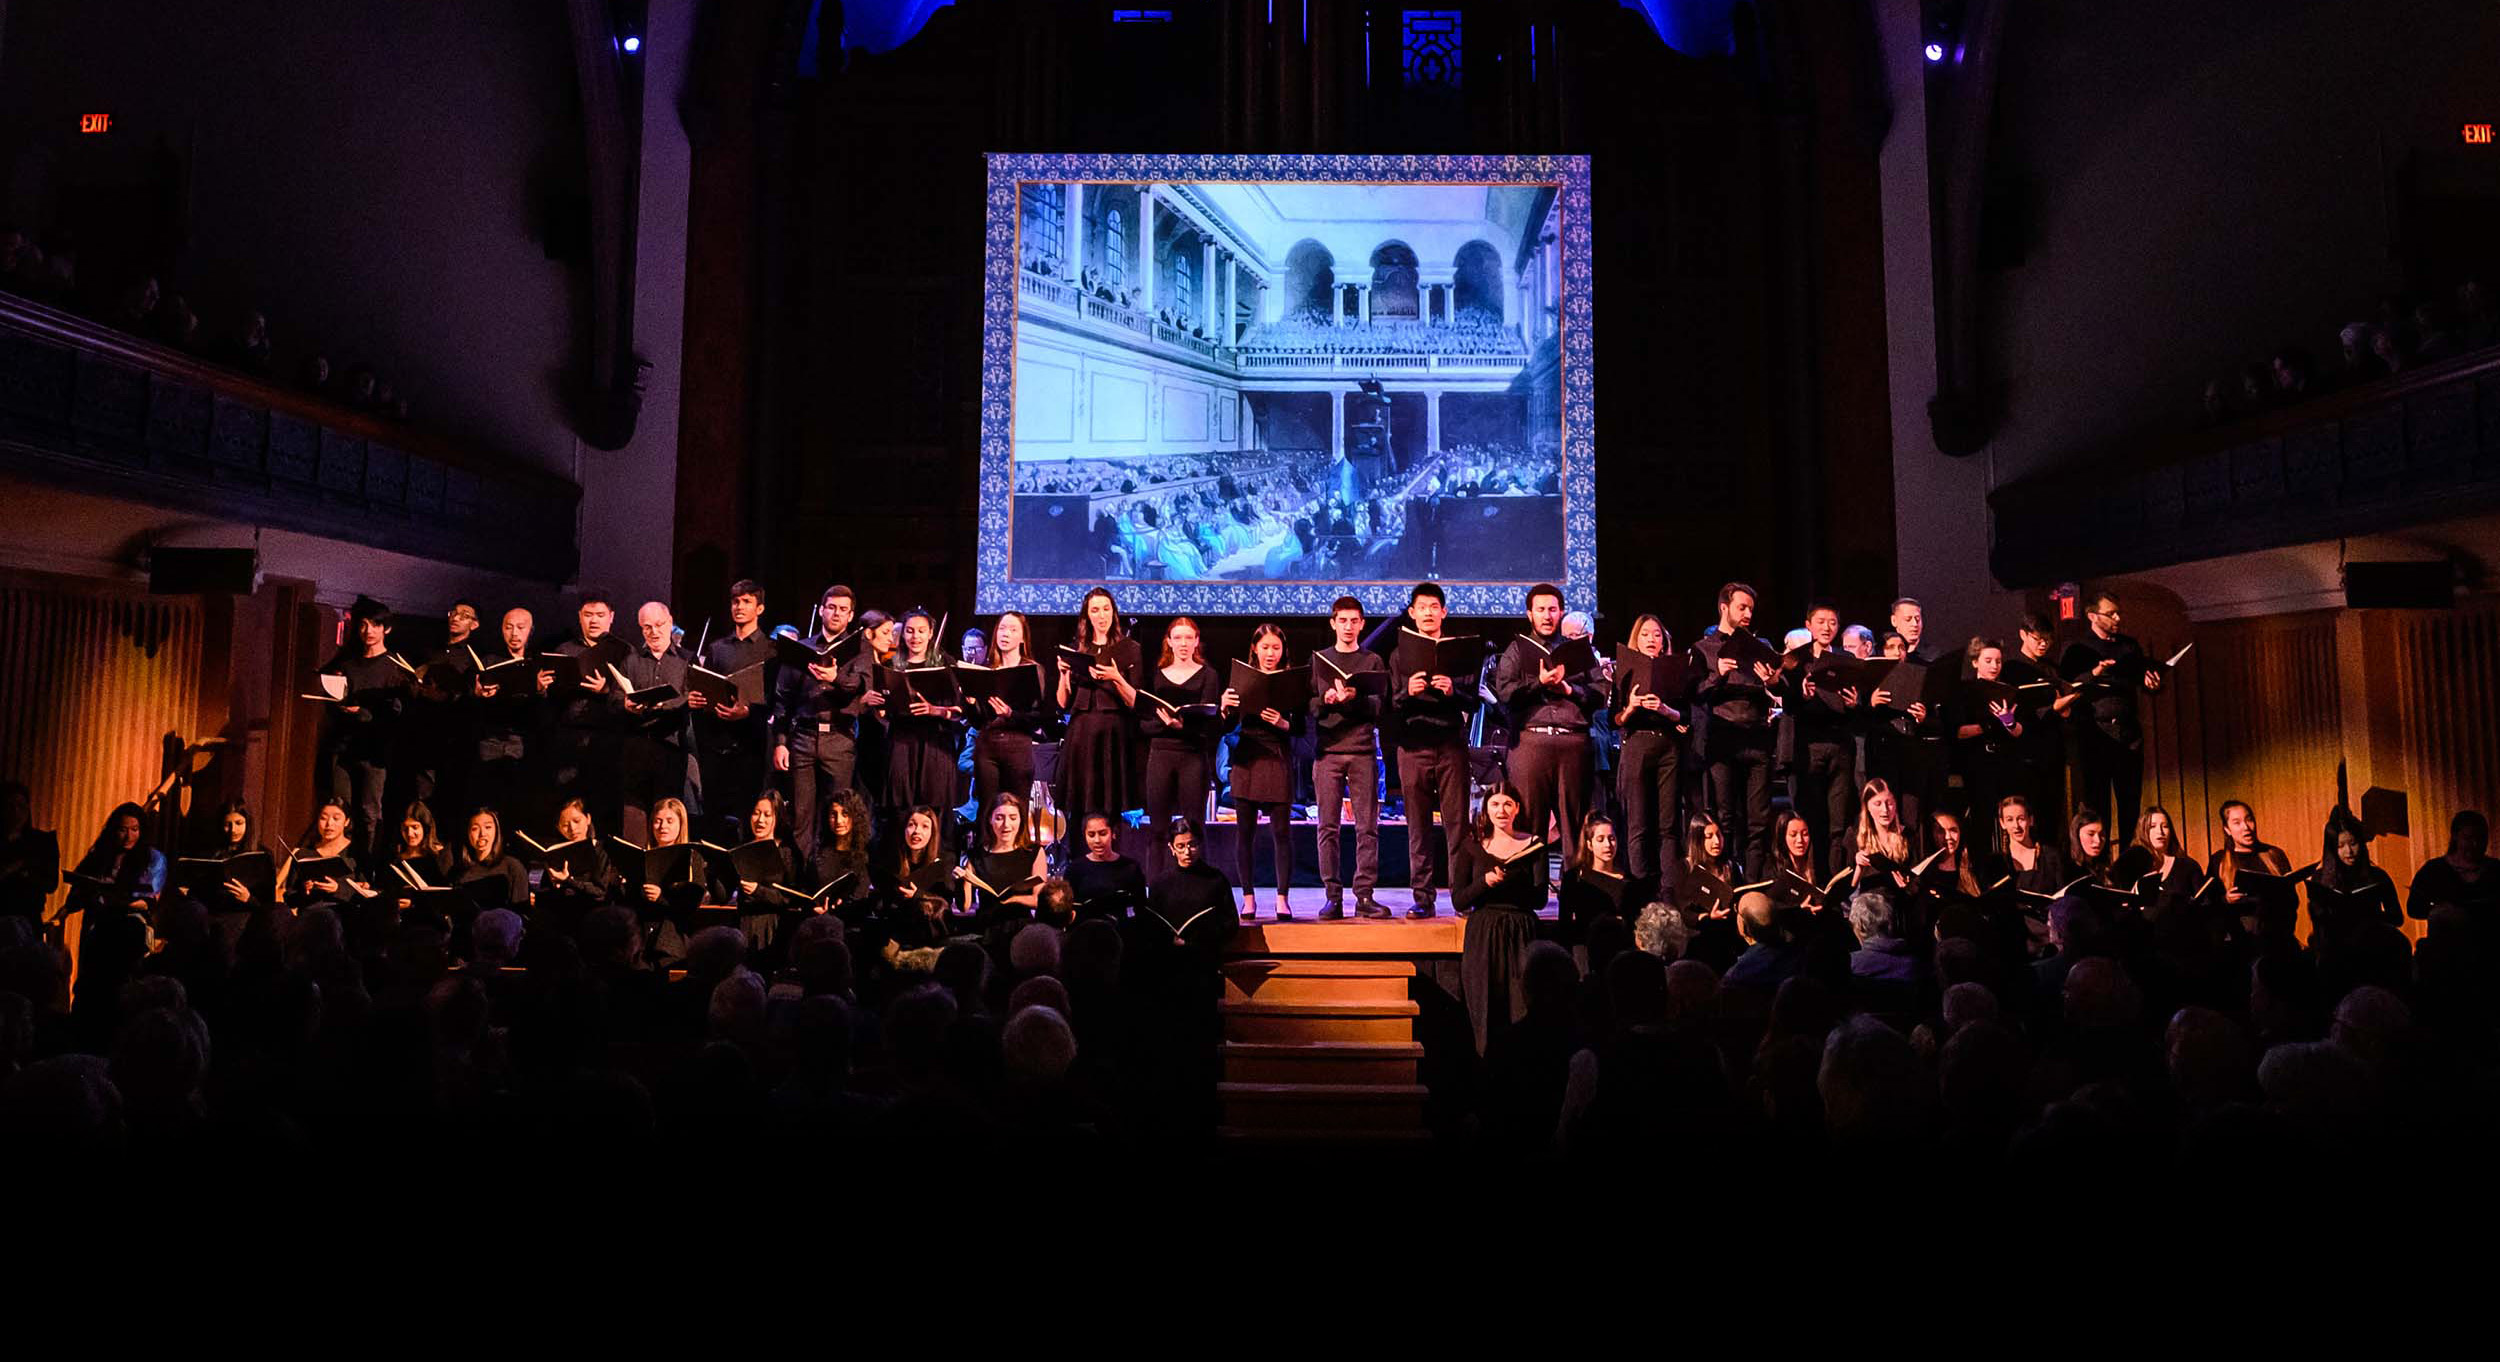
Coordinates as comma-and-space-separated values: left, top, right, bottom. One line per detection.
2060, 591, 2165, 834
1389, 582, 1481, 919
316, 595, 409, 856
697, 578, 778, 842
1493, 582, 1602, 868
618, 601, 697, 842
1691, 582, 1780, 877
1311, 595, 1389, 919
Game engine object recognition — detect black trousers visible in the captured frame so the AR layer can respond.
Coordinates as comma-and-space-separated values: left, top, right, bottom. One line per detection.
324, 748, 389, 857
1871, 734, 1948, 835
619, 736, 696, 844
1703, 722, 1774, 878
1507, 729, 1593, 853
2073, 724, 2144, 833
972, 730, 1037, 816
1795, 738, 1857, 872
698, 727, 768, 842
1617, 730, 1682, 889
788, 732, 858, 859
1235, 800, 1293, 899
1397, 741, 1469, 897
548, 728, 625, 841
1314, 751, 1380, 896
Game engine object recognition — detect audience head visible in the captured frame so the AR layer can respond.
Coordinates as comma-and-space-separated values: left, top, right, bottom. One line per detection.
1008, 923, 1062, 979
1632, 902, 1688, 961
471, 908, 524, 967
1002, 1006, 1078, 1087
1819, 1016, 1929, 1146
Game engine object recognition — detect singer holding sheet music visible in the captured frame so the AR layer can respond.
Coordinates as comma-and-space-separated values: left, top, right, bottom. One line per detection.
2207, 799, 2294, 947
884, 608, 966, 814
1454, 781, 1546, 1056
1141, 618, 1223, 865
618, 601, 698, 843
2062, 592, 2165, 835
697, 580, 777, 841
1311, 596, 1389, 920
65, 802, 166, 1046
774, 586, 869, 860
1493, 583, 1600, 857
1781, 603, 1859, 870
1691, 583, 1780, 878
1389, 583, 1480, 919
1054, 587, 1142, 842
966, 611, 1047, 815
315, 595, 409, 855
1613, 614, 1686, 894
1223, 623, 1299, 920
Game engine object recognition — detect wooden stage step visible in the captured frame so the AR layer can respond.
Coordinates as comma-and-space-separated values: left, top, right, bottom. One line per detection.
1219, 997, 1421, 1044
1220, 1040, 1425, 1086
1222, 957, 1416, 1006
1227, 916, 1466, 958
1219, 1081, 1430, 1133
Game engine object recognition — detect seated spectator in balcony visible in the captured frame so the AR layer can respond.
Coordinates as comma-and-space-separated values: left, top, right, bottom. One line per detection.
2413, 302, 2458, 364
2370, 327, 2408, 379
346, 365, 378, 408
155, 294, 200, 351
301, 355, 334, 398
2238, 362, 2273, 412
227, 311, 273, 375
2457, 279, 2497, 350
115, 276, 161, 332
2335, 324, 2387, 387
2200, 377, 2233, 426
2269, 348, 2315, 404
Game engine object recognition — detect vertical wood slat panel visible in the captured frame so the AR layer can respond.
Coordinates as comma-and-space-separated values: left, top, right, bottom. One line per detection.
2176, 611, 2342, 873
0, 580, 204, 922
2394, 601, 2500, 890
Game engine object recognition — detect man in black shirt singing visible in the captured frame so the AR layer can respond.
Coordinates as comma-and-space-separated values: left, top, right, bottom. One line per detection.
698, 578, 777, 842
618, 601, 698, 842
317, 595, 408, 855
2060, 591, 2164, 834
1389, 582, 1480, 919
1691, 582, 1780, 877
1311, 595, 1389, 919
1780, 599, 1860, 869
1493, 582, 1601, 860
775, 584, 864, 859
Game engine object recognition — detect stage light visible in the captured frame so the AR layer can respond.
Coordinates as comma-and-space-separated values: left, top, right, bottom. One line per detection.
621, 35, 642, 53
1923, 42, 1945, 62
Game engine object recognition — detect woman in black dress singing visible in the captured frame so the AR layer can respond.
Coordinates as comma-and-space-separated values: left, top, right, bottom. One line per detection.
957, 793, 1048, 940
968, 611, 1048, 814
1141, 616, 1224, 871
884, 608, 965, 816
809, 787, 875, 920
1557, 812, 1628, 941
1054, 587, 1142, 841
1066, 810, 1148, 919
1222, 621, 1297, 921
2306, 808, 2401, 947
1456, 780, 1548, 1056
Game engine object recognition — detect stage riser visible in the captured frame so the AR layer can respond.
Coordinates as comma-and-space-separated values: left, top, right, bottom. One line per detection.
1224, 1055, 1420, 1085
1224, 1013, 1417, 1044
1223, 974, 1413, 1005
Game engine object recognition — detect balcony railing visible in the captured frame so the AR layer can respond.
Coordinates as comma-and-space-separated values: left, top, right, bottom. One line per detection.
0, 292, 580, 582
1989, 346, 2500, 588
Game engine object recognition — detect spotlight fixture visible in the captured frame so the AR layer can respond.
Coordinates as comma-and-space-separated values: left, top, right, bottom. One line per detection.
1923, 42, 1944, 62
621, 34, 642, 53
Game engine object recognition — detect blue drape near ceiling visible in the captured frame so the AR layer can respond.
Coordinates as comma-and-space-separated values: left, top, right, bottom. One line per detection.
826, 1, 1742, 59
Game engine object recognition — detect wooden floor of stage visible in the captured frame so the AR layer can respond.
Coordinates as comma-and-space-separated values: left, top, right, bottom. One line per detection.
1223, 887, 1558, 956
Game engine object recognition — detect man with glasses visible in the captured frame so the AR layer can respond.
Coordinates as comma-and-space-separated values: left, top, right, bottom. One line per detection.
2059, 592, 2165, 833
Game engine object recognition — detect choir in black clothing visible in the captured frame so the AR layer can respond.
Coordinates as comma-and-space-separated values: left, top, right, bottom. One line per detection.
41, 566, 2500, 1071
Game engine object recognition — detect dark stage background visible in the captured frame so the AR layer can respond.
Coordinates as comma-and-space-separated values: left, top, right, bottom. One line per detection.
669, 0, 1899, 658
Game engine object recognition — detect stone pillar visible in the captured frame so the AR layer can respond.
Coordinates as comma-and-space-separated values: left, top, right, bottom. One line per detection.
1331, 389, 1344, 457
1428, 390, 1442, 455
1064, 183, 1086, 284
1261, 270, 1283, 323
1138, 189, 1156, 316
1358, 284, 1372, 326
1224, 257, 1237, 343
1202, 239, 1219, 333
1334, 285, 1346, 326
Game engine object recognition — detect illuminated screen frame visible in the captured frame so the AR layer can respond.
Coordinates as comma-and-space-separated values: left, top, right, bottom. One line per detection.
974, 151, 1595, 618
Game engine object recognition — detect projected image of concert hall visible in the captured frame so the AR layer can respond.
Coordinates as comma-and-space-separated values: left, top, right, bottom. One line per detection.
1006, 180, 1566, 588
7, 0, 2500, 1176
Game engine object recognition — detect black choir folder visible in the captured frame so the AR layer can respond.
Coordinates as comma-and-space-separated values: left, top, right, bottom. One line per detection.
687, 660, 768, 709
774, 627, 864, 670
1518, 632, 1598, 678
1613, 647, 1688, 704
1391, 628, 1489, 683
899, 664, 964, 711
173, 850, 275, 907
1227, 659, 1304, 720
956, 660, 1043, 713
1310, 651, 1388, 698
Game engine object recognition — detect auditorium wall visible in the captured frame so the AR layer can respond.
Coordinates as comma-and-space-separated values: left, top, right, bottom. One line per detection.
1980, 0, 2498, 485
1011, 330, 1246, 461
0, 0, 579, 478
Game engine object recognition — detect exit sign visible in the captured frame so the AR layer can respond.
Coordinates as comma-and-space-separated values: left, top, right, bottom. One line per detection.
79, 112, 111, 134
2466, 122, 2494, 145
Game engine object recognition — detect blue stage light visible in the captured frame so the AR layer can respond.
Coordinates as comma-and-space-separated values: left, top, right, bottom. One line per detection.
1923, 42, 1944, 62
622, 35, 642, 53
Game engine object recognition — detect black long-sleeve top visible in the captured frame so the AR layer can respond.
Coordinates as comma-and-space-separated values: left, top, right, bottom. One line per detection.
1689, 630, 1772, 730
1142, 662, 1225, 754
553, 634, 631, 731
1141, 862, 1241, 956
1067, 854, 1149, 918
2306, 864, 2402, 939
699, 627, 779, 744
809, 843, 871, 906
453, 853, 532, 910
1451, 833, 1550, 914
2059, 631, 2153, 742
1493, 634, 1600, 733
883, 652, 965, 747
970, 660, 1050, 740
1062, 637, 1144, 717
619, 643, 695, 748
1386, 642, 1482, 749
773, 636, 869, 744
0, 826, 62, 920
318, 648, 410, 760
1310, 647, 1387, 756
1777, 643, 1853, 745
2406, 855, 2500, 920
